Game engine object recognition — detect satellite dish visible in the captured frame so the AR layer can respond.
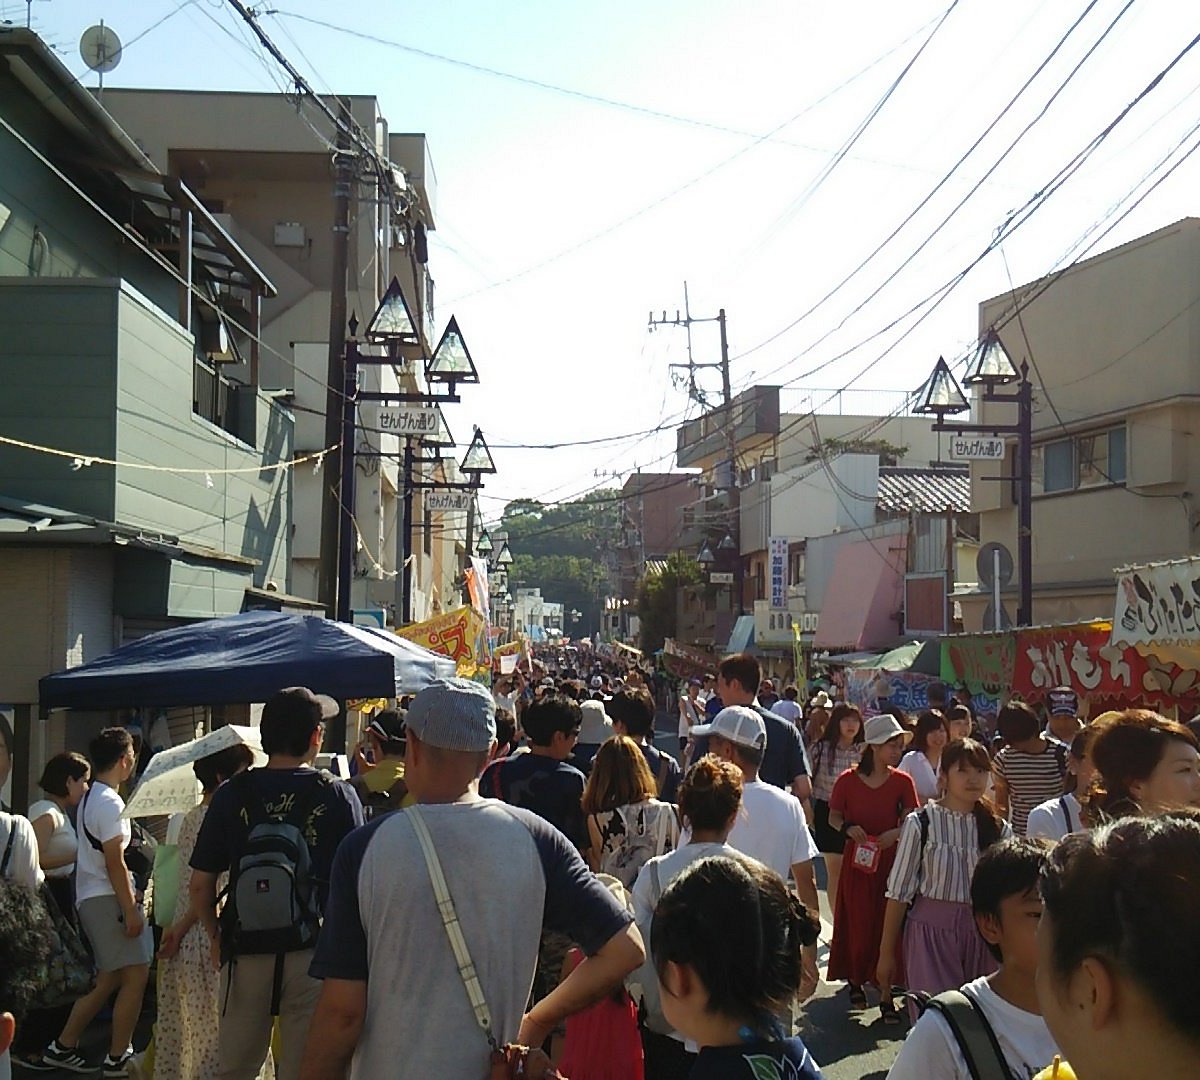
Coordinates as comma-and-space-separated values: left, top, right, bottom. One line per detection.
80, 23, 122, 84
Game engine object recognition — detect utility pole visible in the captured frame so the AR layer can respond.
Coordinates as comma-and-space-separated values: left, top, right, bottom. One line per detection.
318, 99, 353, 617
649, 284, 743, 614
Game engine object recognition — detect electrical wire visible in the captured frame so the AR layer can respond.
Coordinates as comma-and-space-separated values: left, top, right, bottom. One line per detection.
731, 0, 1115, 364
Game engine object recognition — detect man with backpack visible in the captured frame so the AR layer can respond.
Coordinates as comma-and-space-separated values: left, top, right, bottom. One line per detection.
188, 687, 364, 1080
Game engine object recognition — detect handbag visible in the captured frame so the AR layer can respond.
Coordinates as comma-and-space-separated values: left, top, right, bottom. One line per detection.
407, 806, 567, 1080
151, 843, 181, 928
29, 879, 95, 1009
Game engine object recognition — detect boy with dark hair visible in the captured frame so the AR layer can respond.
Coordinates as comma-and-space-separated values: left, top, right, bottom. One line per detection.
187, 688, 363, 1080
606, 687, 681, 801
887, 837, 1059, 1080
481, 694, 587, 851
992, 703, 1070, 836
42, 728, 148, 1077
350, 709, 410, 818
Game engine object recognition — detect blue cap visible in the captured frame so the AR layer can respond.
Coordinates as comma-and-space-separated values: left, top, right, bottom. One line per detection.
404, 677, 497, 753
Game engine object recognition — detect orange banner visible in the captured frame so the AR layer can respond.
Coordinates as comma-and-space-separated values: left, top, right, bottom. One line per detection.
396, 606, 486, 675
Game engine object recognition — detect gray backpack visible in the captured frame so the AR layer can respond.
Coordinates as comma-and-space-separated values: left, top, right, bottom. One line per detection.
224, 772, 331, 960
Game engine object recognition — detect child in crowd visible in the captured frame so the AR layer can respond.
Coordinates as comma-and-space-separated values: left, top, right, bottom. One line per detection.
878, 739, 1011, 1014
887, 837, 1060, 1080
1035, 810, 1200, 1079
651, 855, 824, 1079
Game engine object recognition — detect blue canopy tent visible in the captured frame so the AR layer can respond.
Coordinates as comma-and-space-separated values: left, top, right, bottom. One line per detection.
39, 610, 456, 711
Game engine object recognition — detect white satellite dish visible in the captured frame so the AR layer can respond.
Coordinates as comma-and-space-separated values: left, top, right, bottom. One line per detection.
79, 22, 122, 94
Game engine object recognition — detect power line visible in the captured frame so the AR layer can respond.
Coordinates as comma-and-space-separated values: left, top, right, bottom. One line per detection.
731, 0, 1116, 364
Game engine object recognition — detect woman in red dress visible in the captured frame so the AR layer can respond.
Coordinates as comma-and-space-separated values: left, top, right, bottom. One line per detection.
826, 713, 918, 1024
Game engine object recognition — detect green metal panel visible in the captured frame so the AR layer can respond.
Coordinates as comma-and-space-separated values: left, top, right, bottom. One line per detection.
113, 287, 293, 589
0, 282, 118, 520
166, 558, 254, 619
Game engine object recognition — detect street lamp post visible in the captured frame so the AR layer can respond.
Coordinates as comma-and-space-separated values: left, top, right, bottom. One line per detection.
914, 335, 1034, 626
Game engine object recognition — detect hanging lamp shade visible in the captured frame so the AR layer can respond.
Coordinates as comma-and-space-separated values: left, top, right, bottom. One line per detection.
419, 404, 456, 449
476, 529, 494, 556
495, 542, 514, 567
427, 315, 479, 384
366, 277, 419, 343
964, 330, 1020, 387
460, 427, 497, 474
914, 356, 969, 416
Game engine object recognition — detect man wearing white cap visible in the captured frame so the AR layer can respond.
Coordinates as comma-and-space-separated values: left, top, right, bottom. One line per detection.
688, 705, 821, 999
302, 678, 644, 1079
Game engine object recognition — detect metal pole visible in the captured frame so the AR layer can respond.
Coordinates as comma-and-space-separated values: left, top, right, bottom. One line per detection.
1017, 369, 1034, 626
993, 548, 1002, 633
718, 308, 732, 408
401, 437, 415, 625
336, 341, 358, 623
465, 495, 476, 574
318, 99, 353, 617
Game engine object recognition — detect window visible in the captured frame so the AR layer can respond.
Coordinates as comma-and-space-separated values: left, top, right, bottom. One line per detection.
1043, 439, 1074, 493
1030, 427, 1126, 496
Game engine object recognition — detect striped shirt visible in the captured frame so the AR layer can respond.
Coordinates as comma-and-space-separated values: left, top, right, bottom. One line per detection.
994, 739, 1068, 835
808, 742, 863, 803
886, 802, 1013, 905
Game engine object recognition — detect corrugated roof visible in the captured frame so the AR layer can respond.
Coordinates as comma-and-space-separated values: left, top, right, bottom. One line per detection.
876, 466, 970, 514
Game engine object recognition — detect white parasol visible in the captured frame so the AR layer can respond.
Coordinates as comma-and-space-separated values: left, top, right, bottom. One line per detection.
122, 725, 265, 818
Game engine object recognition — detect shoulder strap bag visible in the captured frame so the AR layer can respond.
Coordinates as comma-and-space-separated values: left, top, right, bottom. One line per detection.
919, 989, 1010, 1080
408, 806, 562, 1080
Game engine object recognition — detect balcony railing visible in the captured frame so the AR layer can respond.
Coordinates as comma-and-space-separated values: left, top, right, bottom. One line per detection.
194, 357, 253, 446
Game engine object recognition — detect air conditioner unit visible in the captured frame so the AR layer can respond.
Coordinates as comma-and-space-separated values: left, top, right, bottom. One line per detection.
273, 222, 307, 248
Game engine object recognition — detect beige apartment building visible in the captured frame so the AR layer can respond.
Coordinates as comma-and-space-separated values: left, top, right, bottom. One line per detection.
101, 90, 467, 621
963, 217, 1200, 630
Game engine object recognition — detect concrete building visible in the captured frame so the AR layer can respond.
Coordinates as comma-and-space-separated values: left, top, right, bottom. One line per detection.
100, 88, 464, 624
615, 471, 696, 603
962, 217, 1200, 630
0, 30, 299, 805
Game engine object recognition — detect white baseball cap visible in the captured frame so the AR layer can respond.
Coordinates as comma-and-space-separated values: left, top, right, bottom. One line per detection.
689, 705, 767, 751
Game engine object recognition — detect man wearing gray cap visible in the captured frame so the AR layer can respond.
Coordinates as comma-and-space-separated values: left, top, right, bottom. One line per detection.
302, 678, 645, 1079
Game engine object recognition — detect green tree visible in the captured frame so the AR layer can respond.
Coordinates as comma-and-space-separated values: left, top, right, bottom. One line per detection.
637, 552, 704, 654
502, 491, 622, 634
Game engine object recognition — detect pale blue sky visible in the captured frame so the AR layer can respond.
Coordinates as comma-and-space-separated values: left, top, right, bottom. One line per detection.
17, 0, 1200, 510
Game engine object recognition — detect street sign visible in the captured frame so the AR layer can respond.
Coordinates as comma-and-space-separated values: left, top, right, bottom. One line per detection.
426, 491, 471, 512
709, 572, 735, 584
950, 435, 1006, 460
372, 404, 439, 436
977, 542, 1014, 587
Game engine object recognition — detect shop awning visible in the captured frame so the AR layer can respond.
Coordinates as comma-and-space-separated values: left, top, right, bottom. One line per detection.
39, 610, 455, 711
813, 535, 907, 651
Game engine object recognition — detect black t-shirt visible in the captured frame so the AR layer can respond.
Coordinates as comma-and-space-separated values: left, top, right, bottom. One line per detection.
690, 1036, 824, 1079
480, 752, 588, 850
190, 766, 364, 913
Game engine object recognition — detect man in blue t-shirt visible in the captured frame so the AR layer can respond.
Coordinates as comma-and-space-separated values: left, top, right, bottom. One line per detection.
303, 679, 643, 1078
691, 653, 811, 801
481, 693, 588, 850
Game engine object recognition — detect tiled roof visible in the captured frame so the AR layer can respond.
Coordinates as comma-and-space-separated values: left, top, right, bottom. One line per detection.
876, 466, 970, 514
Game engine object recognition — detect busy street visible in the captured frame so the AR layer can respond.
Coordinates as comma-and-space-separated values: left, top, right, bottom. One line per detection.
5, 2, 1200, 1078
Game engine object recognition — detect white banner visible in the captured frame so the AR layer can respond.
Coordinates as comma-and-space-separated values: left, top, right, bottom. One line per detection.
769, 536, 788, 610
373, 404, 439, 436
426, 491, 472, 512
950, 436, 1006, 460
1114, 558, 1200, 646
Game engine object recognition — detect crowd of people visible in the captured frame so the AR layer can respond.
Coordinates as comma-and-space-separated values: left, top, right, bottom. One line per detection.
0, 658, 1199, 1079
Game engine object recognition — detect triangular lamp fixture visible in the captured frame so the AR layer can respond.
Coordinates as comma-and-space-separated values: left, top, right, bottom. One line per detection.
914, 356, 969, 416
427, 315, 479, 384
460, 426, 497, 474
366, 277, 419, 344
